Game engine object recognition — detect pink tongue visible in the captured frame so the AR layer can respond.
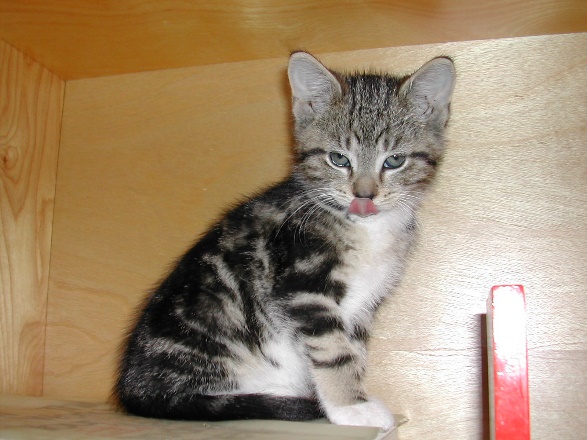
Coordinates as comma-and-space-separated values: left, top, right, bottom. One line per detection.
348, 198, 379, 217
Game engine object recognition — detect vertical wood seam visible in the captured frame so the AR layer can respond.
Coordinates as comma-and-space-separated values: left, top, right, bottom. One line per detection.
0, 38, 65, 396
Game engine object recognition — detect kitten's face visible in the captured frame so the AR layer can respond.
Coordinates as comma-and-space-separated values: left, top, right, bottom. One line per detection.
296, 75, 442, 218
288, 53, 455, 220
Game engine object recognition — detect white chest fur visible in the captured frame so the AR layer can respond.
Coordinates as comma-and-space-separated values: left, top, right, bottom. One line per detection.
337, 210, 414, 330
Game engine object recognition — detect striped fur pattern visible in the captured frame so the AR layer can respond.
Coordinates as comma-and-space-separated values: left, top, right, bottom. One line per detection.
115, 52, 456, 430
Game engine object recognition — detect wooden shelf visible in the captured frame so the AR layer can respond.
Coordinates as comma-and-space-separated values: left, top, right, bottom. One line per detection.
1, 0, 586, 79
0, 396, 401, 440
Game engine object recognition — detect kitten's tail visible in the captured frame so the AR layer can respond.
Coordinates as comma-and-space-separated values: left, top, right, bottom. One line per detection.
117, 393, 324, 422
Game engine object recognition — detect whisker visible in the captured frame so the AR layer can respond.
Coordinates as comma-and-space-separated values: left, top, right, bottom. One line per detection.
396, 196, 426, 246
274, 188, 338, 241
296, 193, 334, 244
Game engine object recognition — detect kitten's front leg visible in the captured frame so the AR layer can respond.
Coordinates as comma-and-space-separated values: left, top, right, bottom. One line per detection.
289, 297, 395, 430
307, 331, 395, 431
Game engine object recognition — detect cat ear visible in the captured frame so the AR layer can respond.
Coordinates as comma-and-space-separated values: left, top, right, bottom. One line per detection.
288, 52, 342, 123
400, 57, 456, 126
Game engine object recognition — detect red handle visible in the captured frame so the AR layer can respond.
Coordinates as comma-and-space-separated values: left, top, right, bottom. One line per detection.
487, 285, 531, 440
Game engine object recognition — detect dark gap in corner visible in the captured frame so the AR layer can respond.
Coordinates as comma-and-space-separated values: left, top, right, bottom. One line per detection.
478, 313, 490, 440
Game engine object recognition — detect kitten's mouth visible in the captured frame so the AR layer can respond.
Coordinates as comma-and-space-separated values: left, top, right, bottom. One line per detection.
348, 198, 379, 217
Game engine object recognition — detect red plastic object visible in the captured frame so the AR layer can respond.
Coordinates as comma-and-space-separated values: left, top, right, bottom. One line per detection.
487, 285, 531, 440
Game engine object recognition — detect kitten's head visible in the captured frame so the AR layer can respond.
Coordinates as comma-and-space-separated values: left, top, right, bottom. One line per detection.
287, 52, 455, 220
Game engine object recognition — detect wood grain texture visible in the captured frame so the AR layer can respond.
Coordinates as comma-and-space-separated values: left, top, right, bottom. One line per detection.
44, 33, 587, 439
0, 0, 586, 79
0, 40, 64, 395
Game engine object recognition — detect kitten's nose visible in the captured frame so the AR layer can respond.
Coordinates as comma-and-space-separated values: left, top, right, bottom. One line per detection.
353, 177, 378, 200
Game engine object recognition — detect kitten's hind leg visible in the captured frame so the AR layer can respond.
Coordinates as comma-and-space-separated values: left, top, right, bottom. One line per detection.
119, 391, 323, 422
219, 394, 324, 421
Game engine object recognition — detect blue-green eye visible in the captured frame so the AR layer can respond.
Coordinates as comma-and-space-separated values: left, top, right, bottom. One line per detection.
329, 152, 351, 167
383, 154, 406, 169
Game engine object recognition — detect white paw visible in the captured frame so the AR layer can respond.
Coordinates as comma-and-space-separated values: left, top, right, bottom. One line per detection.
325, 398, 395, 431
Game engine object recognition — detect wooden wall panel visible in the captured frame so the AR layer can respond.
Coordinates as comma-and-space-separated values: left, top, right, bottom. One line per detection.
0, 40, 64, 395
45, 33, 586, 439
362, 35, 587, 439
44, 58, 294, 398
0, 0, 586, 79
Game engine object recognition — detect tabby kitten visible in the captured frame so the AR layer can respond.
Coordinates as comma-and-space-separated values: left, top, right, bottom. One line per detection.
115, 52, 455, 431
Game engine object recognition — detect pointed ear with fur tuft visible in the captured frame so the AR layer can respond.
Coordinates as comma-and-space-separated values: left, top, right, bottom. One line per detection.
288, 52, 342, 125
400, 57, 456, 127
